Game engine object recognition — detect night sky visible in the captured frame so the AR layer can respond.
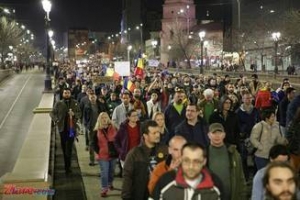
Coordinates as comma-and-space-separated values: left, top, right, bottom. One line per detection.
0, 0, 228, 48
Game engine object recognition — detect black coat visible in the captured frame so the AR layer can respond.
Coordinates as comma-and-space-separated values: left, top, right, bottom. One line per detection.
175, 118, 209, 147
209, 111, 240, 147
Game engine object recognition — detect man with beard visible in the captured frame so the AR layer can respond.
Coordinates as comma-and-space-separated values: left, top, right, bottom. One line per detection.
263, 162, 298, 200
164, 88, 186, 139
122, 120, 168, 200
50, 88, 81, 174
152, 142, 223, 200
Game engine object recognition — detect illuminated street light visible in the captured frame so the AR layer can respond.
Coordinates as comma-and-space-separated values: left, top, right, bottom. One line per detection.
42, 0, 52, 91
272, 32, 281, 74
199, 31, 206, 74
127, 45, 132, 62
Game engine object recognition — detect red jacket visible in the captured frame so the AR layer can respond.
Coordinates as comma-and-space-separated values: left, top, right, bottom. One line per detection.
255, 89, 272, 109
96, 125, 117, 160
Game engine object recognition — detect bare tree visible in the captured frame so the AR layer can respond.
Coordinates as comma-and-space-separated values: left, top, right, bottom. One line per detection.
166, 20, 199, 69
0, 17, 24, 65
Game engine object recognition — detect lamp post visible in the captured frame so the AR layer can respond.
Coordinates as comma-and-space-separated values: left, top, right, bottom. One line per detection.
42, 0, 52, 91
127, 45, 132, 62
199, 31, 206, 74
272, 32, 280, 74
136, 23, 143, 51
151, 40, 158, 59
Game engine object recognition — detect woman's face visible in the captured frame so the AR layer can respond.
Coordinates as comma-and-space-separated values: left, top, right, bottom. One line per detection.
155, 114, 165, 127
266, 113, 276, 124
100, 113, 110, 125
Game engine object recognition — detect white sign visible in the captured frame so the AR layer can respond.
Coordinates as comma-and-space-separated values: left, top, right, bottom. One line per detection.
148, 59, 160, 67
114, 61, 130, 76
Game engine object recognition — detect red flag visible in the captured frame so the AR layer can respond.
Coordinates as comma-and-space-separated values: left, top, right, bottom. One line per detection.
134, 58, 144, 77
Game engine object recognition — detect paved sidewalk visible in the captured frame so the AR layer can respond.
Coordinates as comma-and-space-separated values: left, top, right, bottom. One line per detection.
75, 134, 122, 200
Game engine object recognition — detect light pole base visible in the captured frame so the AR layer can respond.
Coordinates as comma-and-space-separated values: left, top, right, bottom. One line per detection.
44, 78, 52, 92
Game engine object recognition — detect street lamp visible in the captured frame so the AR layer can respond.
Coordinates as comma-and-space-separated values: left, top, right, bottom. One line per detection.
127, 45, 132, 62
151, 40, 158, 59
135, 23, 143, 51
198, 31, 206, 74
42, 0, 52, 91
272, 32, 280, 74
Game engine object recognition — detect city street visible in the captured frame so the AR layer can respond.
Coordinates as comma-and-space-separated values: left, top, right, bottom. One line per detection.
0, 69, 43, 177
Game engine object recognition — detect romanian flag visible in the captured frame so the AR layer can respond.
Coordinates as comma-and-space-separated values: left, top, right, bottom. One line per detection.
123, 77, 136, 93
134, 58, 144, 77
69, 114, 76, 138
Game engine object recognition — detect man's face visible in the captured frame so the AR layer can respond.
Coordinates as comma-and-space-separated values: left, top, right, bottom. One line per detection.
181, 148, 206, 180
168, 139, 186, 161
144, 126, 160, 145
122, 94, 130, 105
133, 89, 141, 98
63, 90, 71, 99
208, 131, 225, 147
174, 92, 184, 104
89, 94, 97, 104
242, 94, 253, 105
226, 84, 235, 93
266, 167, 296, 200
186, 105, 198, 121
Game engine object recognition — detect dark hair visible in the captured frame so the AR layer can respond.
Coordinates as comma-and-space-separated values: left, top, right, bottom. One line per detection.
261, 109, 275, 121
286, 87, 296, 95
63, 87, 71, 92
269, 144, 289, 160
263, 162, 298, 189
218, 95, 232, 111
187, 102, 201, 111
141, 120, 158, 135
126, 109, 137, 117
181, 142, 207, 158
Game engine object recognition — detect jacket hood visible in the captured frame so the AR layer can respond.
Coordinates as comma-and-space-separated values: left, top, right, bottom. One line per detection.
175, 167, 215, 189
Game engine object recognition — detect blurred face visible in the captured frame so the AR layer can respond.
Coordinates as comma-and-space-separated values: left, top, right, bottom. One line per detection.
128, 111, 139, 123
174, 92, 185, 104
271, 155, 289, 163
89, 94, 97, 104
266, 167, 296, 200
186, 105, 199, 121
208, 131, 226, 147
110, 93, 117, 100
168, 139, 186, 161
122, 94, 130, 105
181, 148, 206, 180
133, 89, 141, 98
100, 113, 110, 125
63, 90, 71, 99
154, 114, 165, 128
242, 94, 253, 105
151, 93, 158, 101
144, 126, 161, 145
266, 113, 276, 125
227, 84, 235, 93
223, 99, 232, 111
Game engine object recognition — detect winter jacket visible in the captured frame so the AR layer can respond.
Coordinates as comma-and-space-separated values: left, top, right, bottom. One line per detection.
278, 97, 290, 127
152, 167, 223, 200
250, 121, 286, 159
209, 111, 240, 147
286, 121, 300, 155
175, 118, 209, 147
164, 103, 186, 137
94, 125, 117, 160
235, 104, 260, 139
207, 145, 247, 200
122, 143, 168, 200
255, 89, 272, 110
114, 120, 141, 161
50, 98, 81, 132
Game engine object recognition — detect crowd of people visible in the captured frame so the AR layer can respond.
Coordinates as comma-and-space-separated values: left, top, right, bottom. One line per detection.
49, 63, 300, 200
